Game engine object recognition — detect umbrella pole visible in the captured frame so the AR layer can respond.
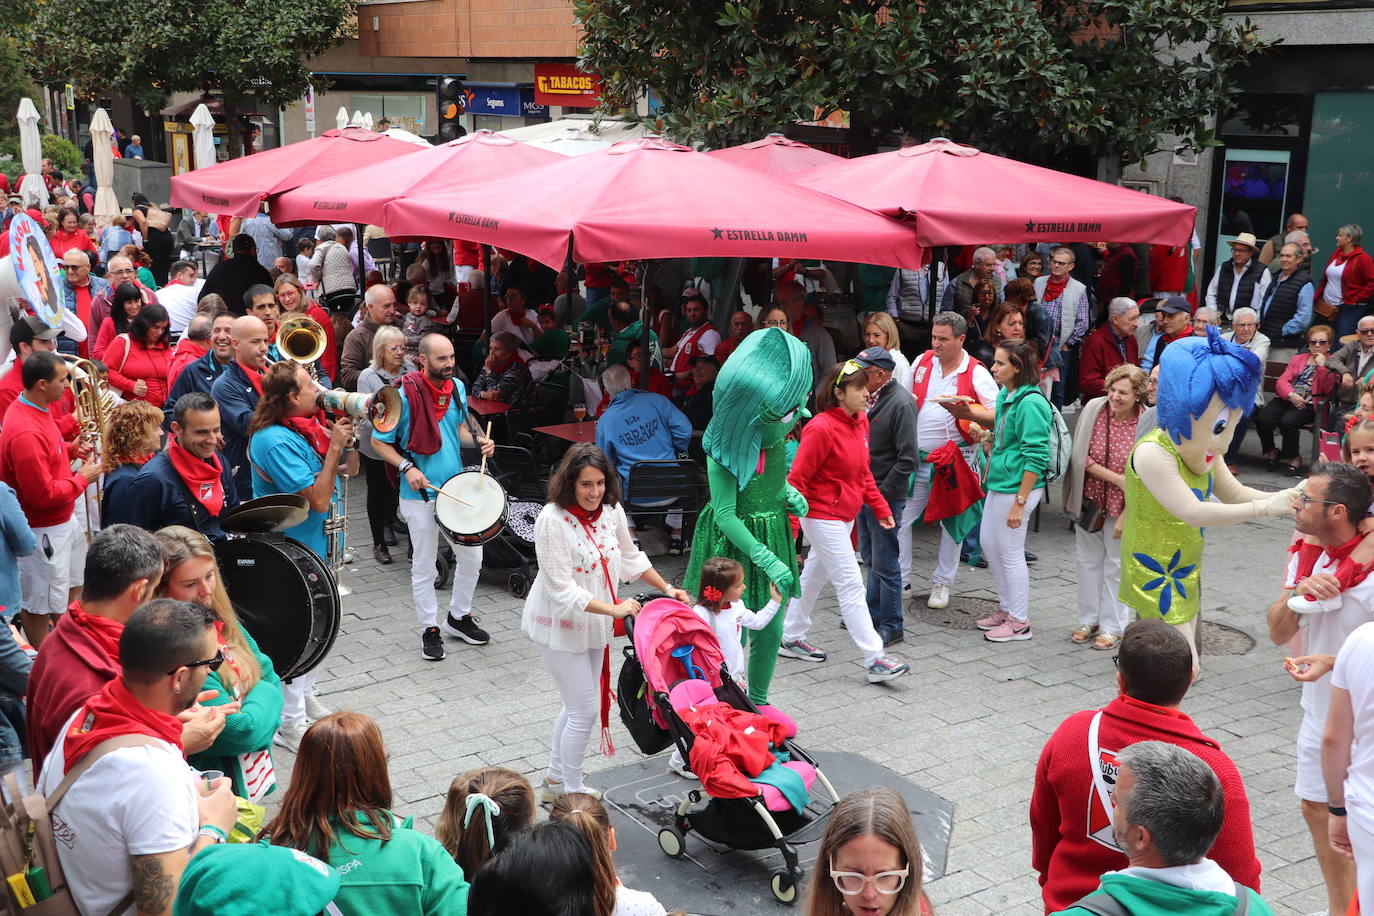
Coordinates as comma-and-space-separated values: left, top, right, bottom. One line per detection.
563, 233, 579, 323
354, 222, 367, 299
480, 244, 493, 334
639, 261, 653, 391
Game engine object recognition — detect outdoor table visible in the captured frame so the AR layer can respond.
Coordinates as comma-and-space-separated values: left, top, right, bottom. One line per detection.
533, 420, 597, 444
467, 396, 511, 416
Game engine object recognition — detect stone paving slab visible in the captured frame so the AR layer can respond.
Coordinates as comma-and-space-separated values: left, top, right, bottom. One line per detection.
274, 451, 1323, 915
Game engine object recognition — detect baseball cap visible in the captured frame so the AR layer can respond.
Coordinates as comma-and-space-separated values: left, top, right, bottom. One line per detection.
10, 315, 59, 348
6, 195, 19, 205
853, 346, 896, 372
1157, 296, 1192, 315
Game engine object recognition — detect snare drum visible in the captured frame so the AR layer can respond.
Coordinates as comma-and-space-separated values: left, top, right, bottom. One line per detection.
434, 471, 509, 546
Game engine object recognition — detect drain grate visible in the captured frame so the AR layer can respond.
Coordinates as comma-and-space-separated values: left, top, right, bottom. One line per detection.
1199, 619, 1255, 656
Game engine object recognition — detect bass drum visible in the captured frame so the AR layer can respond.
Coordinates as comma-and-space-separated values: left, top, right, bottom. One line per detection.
435, 471, 509, 547
215, 535, 340, 680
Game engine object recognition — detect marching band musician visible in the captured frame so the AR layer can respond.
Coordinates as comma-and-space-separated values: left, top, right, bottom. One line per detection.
211, 315, 270, 500
0, 316, 76, 430
246, 361, 354, 753
0, 352, 101, 648
106, 391, 240, 539
372, 332, 494, 663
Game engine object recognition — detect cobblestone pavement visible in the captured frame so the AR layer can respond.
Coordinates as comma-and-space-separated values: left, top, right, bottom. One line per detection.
281, 455, 1320, 915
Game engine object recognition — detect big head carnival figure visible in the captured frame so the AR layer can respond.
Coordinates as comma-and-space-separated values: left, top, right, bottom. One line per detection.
1120, 325, 1298, 665
683, 327, 812, 704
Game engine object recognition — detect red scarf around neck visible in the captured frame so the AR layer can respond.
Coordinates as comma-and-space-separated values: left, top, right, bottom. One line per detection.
63, 677, 183, 773
286, 417, 331, 457
238, 359, 265, 397
167, 440, 225, 515
420, 371, 454, 420
67, 600, 123, 664
1043, 275, 1069, 301
1332, 245, 1365, 268
567, 501, 604, 525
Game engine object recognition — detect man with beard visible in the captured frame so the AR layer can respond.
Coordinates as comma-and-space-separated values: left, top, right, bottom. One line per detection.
36, 598, 239, 916
666, 288, 720, 393
110, 393, 239, 539
372, 332, 495, 662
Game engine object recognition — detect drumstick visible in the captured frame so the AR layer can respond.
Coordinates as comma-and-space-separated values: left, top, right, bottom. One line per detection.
424, 485, 475, 508
479, 421, 493, 477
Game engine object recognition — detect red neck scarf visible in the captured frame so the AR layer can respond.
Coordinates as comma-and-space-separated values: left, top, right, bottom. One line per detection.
237, 359, 265, 397
62, 677, 183, 773
286, 417, 331, 457
1043, 275, 1069, 301
567, 501, 604, 525
420, 371, 454, 420
67, 600, 123, 664
1333, 245, 1366, 268
167, 440, 225, 515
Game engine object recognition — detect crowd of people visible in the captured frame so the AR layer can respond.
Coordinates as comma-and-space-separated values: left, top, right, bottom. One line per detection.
0, 196, 1372, 915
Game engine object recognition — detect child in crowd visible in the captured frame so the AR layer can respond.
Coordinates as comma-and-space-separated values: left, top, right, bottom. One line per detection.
549, 792, 668, 916
436, 767, 536, 879
401, 285, 439, 363
693, 556, 783, 683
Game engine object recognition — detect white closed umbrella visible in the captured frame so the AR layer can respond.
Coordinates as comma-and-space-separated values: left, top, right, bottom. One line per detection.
190, 103, 216, 170
362, 112, 374, 131
16, 98, 47, 208
336, 107, 349, 131
89, 109, 118, 224
350, 110, 364, 128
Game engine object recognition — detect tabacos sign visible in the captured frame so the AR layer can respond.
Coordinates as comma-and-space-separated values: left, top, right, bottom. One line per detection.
533, 63, 602, 109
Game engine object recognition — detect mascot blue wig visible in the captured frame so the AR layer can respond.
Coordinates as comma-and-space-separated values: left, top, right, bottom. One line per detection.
1156, 325, 1262, 444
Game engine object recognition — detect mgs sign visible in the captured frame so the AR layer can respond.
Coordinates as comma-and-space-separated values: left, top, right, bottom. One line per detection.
534, 63, 602, 109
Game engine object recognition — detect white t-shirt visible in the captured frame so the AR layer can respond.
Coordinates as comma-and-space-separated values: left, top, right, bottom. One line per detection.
491, 308, 537, 345
691, 600, 781, 677
158, 279, 205, 335
614, 883, 667, 916
38, 713, 199, 916
1326, 259, 1349, 306
1332, 620, 1374, 804
911, 352, 998, 452
295, 253, 312, 279
1283, 550, 1374, 721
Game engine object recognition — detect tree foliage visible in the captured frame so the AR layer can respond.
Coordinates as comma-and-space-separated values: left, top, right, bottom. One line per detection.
2, 0, 353, 149
575, 0, 1278, 164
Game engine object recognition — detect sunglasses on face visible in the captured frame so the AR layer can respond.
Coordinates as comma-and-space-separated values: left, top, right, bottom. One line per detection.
167, 648, 225, 676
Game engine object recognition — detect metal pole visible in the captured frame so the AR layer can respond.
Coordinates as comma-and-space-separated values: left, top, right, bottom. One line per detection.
353, 222, 367, 302
480, 243, 493, 334
564, 233, 579, 322
639, 261, 653, 390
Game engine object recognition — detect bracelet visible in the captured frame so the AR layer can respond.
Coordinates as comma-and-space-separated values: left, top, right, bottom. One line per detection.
197, 824, 228, 844
1329, 805, 1348, 817
398, 460, 413, 475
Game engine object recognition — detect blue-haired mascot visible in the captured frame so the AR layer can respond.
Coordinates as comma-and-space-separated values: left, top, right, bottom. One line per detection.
1120, 326, 1298, 661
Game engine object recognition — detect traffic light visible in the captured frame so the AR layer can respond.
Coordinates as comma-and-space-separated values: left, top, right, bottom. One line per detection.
437, 77, 466, 142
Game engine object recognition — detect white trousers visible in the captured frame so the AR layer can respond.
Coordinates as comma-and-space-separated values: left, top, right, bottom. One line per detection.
398, 499, 482, 630
1075, 517, 1129, 636
1348, 797, 1374, 908
898, 463, 962, 588
280, 670, 318, 727
782, 517, 884, 665
980, 489, 1043, 623
538, 644, 604, 792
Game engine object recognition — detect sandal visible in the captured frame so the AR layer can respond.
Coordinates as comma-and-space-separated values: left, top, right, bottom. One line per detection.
1092, 632, 1120, 650
1070, 625, 1098, 644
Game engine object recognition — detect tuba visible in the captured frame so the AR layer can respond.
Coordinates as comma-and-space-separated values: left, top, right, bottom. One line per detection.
275, 315, 329, 365
62, 356, 115, 538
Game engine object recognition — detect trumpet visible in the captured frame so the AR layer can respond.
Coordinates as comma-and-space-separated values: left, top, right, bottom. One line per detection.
61, 355, 114, 538
276, 315, 328, 365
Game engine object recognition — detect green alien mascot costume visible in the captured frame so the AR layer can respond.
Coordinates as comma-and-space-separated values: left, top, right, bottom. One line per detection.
683, 327, 813, 704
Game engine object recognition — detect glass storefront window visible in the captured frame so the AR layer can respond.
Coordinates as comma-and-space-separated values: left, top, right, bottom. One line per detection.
1215, 149, 1291, 257
352, 93, 427, 134
1305, 92, 1374, 258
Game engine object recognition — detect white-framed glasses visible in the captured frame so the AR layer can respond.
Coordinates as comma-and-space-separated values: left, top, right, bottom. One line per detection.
829, 859, 909, 896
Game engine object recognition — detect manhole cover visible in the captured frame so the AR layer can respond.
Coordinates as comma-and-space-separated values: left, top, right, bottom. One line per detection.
1199, 619, 1254, 656
910, 595, 1000, 631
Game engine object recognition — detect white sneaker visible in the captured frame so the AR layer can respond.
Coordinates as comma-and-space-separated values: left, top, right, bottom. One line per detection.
927, 584, 950, 609
305, 691, 332, 721
1288, 593, 1341, 615
273, 719, 309, 754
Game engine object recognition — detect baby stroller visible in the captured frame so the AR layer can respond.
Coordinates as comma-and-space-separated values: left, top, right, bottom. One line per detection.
621, 597, 840, 905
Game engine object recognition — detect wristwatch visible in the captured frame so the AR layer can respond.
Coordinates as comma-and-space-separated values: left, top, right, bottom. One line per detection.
1015, 495, 1027, 506
197, 825, 227, 844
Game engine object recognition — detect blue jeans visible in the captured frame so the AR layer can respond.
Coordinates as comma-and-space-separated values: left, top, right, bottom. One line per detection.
1338, 305, 1367, 340
857, 500, 904, 636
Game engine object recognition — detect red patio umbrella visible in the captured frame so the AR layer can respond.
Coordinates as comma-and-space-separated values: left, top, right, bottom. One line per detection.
381, 137, 923, 270
790, 138, 1196, 247
706, 133, 844, 176
270, 130, 564, 228
169, 127, 419, 218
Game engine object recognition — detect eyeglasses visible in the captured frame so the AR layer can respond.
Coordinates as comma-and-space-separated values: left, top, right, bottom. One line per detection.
167, 648, 225, 676
1051, 259, 1073, 267
1296, 492, 1340, 509
63, 264, 87, 271
1359, 328, 1374, 335
1309, 339, 1331, 347
762, 318, 790, 329
829, 860, 909, 896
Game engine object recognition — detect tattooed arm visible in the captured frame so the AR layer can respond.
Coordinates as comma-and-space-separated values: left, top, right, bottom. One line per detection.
130, 777, 237, 916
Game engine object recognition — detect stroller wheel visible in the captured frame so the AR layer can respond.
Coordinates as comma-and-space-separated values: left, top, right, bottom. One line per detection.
508, 572, 530, 598
434, 552, 454, 590
657, 826, 686, 859
770, 871, 798, 905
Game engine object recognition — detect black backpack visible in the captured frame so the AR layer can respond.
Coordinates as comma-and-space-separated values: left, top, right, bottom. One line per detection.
616, 646, 673, 755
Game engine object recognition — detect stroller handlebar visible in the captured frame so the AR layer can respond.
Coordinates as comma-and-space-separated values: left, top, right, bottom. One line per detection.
622, 591, 671, 642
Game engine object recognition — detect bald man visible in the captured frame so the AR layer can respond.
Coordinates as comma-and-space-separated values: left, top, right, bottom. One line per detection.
89, 254, 159, 337
210, 315, 272, 497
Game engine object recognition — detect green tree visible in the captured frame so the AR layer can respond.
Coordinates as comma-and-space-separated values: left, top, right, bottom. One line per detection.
574, 0, 1277, 165
3, 0, 355, 157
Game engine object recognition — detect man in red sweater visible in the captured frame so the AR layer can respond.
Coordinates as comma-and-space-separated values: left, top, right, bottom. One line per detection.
0, 317, 77, 435
1029, 618, 1260, 912
25, 524, 228, 777
0, 352, 101, 647
1077, 298, 1140, 404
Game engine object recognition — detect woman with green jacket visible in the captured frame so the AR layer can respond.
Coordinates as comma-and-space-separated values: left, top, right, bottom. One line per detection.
976, 339, 1052, 643
260, 711, 470, 916
154, 526, 283, 799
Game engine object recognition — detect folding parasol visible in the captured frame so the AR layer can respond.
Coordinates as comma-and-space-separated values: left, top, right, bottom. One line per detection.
707, 133, 844, 176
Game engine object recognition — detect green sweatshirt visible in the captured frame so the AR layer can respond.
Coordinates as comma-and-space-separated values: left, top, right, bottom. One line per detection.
188, 627, 283, 798
1059, 872, 1275, 916
307, 812, 469, 916
985, 384, 1052, 493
